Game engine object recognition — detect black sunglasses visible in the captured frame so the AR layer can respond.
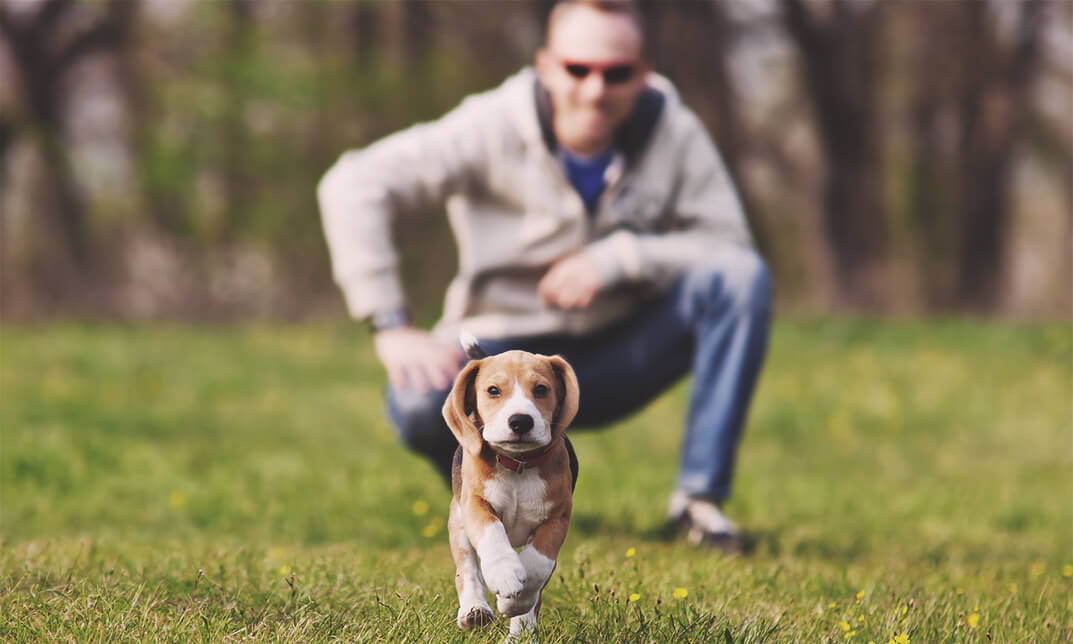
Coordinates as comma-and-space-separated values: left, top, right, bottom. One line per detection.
560, 59, 638, 85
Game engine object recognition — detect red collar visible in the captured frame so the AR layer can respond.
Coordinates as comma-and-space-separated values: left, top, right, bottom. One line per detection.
495, 440, 558, 474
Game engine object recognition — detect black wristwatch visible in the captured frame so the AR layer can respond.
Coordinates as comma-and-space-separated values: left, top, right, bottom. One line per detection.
370, 309, 411, 332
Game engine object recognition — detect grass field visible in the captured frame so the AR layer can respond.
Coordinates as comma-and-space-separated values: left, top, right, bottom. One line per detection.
2, 319, 1071, 642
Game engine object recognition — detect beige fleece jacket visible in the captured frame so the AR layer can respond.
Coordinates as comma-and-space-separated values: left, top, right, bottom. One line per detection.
317, 67, 753, 340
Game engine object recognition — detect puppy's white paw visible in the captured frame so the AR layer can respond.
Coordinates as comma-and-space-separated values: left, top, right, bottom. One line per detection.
497, 591, 537, 618
457, 603, 494, 630
482, 554, 526, 598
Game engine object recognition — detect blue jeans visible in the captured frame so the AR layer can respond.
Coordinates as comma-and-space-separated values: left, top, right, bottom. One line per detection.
386, 247, 772, 502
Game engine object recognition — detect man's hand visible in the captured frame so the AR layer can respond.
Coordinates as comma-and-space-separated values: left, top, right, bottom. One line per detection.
537, 252, 605, 310
374, 326, 463, 393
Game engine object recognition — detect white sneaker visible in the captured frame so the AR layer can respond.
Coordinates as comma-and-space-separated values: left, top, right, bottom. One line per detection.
666, 490, 747, 552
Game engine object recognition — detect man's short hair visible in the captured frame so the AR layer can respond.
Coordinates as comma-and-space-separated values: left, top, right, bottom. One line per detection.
545, 0, 645, 48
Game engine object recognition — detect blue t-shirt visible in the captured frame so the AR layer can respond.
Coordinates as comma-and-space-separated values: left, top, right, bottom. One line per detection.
560, 149, 614, 213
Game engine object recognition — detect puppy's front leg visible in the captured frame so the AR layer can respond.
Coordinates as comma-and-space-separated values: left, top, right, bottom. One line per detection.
465, 498, 526, 600
497, 516, 568, 619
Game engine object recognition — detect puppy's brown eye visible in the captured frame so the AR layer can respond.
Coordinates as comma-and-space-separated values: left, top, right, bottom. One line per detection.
487, 386, 501, 397
533, 384, 549, 397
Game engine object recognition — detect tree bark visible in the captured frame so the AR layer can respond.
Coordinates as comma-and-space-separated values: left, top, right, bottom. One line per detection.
0, 0, 134, 265
953, 0, 1044, 311
781, 0, 888, 311
217, 0, 255, 243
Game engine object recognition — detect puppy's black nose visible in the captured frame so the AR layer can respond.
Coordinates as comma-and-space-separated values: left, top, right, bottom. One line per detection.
508, 413, 534, 434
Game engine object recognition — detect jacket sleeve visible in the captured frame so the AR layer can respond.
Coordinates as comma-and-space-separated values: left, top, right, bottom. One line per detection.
583, 109, 755, 288
317, 94, 493, 319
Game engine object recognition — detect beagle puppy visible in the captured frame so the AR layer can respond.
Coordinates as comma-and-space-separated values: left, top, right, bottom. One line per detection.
442, 336, 579, 639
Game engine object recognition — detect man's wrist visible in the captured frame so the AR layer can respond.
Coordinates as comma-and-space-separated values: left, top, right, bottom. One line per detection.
369, 309, 411, 332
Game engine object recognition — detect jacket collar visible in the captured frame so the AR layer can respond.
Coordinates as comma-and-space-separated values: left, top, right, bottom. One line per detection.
534, 78, 665, 167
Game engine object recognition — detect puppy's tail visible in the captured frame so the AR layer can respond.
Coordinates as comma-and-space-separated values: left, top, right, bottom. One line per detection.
459, 330, 487, 361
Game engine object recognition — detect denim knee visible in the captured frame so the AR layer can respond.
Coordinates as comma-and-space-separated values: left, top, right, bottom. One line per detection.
385, 385, 456, 455
681, 248, 773, 317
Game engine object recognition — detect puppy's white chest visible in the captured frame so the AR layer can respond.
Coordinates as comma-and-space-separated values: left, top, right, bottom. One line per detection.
483, 469, 551, 548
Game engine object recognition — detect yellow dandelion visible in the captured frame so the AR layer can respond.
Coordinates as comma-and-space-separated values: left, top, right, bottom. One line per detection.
1030, 562, 1044, 578
1008, 583, 1017, 594
830, 602, 838, 608
857, 615, 865, 623
839, 620, 851, 632
168, 491, 187, 509
856, 589, 866, 600
412, 499, 430, 517
278, 565, 291, 576
967, 613, 980, 628
1063, 565, 1072, 578
625, 547, 637, 558
845, 630, 856, 640
422, 519, 442, 538
629, 593, 641, 602
894, 633, 910, 644
672, 587, 689, 600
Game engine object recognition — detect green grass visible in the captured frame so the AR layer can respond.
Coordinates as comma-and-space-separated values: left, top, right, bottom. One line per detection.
2, 319, 1071, 642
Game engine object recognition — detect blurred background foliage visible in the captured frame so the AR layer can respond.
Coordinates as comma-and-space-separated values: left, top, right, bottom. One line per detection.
0, 0, 1069, 322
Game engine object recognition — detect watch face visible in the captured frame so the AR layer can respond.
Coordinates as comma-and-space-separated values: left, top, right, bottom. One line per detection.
372, 310, 409, 330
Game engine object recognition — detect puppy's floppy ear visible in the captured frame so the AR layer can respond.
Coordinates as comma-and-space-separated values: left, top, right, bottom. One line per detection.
547, 355, 579, 437
442, 359, 484, 456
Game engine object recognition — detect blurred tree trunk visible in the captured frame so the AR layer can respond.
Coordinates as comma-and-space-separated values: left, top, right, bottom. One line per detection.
907, 0, 1046, 312
349, 2, 377, 65
219, 0, 255, 243
953, 0, 1044, 311
300, 1, 329, 167
781, 0, 888, 311
402, 0, 432, 70
373, 0, 432, 71
907, 1, 960, 310
113, 3, 189, 238
534, 0, 557, 30
0, 114, 14, 196
0, 0, 134, 266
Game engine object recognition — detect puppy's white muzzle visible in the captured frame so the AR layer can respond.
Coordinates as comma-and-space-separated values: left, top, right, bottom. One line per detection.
483, 379, 550, 453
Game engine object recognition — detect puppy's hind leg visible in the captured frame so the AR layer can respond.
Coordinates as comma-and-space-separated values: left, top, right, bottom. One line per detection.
449, 501, 493, 629
506, 594, 540, 643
